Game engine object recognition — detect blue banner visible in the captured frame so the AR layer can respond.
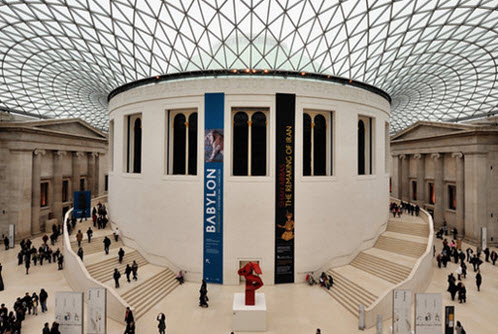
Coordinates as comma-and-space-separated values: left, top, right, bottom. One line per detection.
73, 191, 91, 218
203, 93, 224, 284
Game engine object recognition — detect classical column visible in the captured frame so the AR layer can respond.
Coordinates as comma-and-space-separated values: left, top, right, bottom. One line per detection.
94, 153, 100, 196
414, 153, 425, 206
52, 150, 66, 223
87, 152, 95, 196
432, 153, 444, 226
392, 154, 403, 199
452, 152, 465, 237
72, 152, 84, 198
31, 149, 46, 235
400, 154, 409, 201
464, 153, 487, 243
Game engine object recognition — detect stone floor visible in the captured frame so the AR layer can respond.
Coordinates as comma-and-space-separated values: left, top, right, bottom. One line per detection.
0, 227, 496, 333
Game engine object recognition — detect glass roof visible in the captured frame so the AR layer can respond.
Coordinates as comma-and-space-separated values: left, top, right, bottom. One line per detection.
0, 0, 497, 132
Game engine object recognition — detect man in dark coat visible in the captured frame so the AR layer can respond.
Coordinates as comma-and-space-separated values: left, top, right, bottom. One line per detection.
113, 268, 121, 288
124, 307, 134, 324
103, 236, 111, 255
3, 236, 9, 250
476, 270, 482, 291
86, 227, 93, 243
125, 264, 132, 283
118, 248, 125, 263
484, 248, 490, 262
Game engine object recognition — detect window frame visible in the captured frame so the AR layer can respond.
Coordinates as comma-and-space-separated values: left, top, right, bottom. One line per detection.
62, 179, 70, 203
40, 181, 49, 207
448, 184, 456, 210
123, 113, 143, 174
302, 109, 334, 177
166, 109, 198, 176
358, 115, 375, 175
428, 182, 435, 205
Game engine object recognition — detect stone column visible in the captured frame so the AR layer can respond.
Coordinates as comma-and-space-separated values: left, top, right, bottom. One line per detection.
414, 153, 425, 206
87, 152, 95, 197
94, 153, 100, 196
464, 153, 487, 243
452, 152, 465, 237
72, 152, 84, 198
432, 153, 444, 226
52, 150, 66, 223
392, 154, 403, 199
400, 154, 409, 201
31, 149, 46, 235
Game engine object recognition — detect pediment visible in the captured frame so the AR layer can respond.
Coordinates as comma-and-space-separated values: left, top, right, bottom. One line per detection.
392, 122, 472, 141
33, 119, 106, 139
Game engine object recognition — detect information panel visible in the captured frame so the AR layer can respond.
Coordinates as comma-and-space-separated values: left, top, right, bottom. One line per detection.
415, 293, 442, 334
275, 93, 296, 284
87, 287, 106, 334
73, 191, 91, 219
55, 292, 83, 334
203, 92, 224, 284
393, 289, 412, 334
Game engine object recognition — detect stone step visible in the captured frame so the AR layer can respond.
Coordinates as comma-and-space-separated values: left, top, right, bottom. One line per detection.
374, 236, 426, 258
350, 252, 411, 284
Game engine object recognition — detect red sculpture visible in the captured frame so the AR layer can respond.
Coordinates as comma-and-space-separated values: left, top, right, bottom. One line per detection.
237, 262, 264, 305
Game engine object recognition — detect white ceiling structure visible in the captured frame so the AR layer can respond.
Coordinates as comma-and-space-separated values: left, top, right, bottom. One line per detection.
0, 0, 497, 132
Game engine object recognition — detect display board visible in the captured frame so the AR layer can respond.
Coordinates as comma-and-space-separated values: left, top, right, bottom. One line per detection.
55, 292, 83, 334
203, 92, 224, 284
393, 289, 412, 334
8, 224, 15, 248
415, 293, 442, 334
73, 191, 91, 219
274, 93, 296, 284
481, 227, 487, 250
87, 288, 106, 334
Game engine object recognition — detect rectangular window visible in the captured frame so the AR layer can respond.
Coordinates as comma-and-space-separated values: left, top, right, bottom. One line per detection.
411, 180, 417, 201
448, 185, 456, 210
62, 179, 69, 202
358, 116, 374, 175
428, 182, 435, 205
232, 108, 269, 176
167, 109, 198, 175
40, 182, 48, 207
303, 110, 334, 176
124, 113, 142, 173
109, 119, 114, 171
80, 178, 85, 191
104, 175, 109, 192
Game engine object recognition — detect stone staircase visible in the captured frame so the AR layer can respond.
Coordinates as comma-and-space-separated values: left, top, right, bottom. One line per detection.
68, 215, 179, 319
324, 215, 429, 317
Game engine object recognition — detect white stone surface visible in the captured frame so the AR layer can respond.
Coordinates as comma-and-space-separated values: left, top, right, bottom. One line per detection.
232, 292, 267, 331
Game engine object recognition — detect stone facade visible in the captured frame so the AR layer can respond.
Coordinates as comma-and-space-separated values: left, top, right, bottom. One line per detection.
0, 118, 108, 238
390, 119, 498, 246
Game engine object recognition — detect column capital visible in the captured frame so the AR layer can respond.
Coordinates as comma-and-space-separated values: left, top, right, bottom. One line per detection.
54, 150, 67, 157
431, 153, 441, 160
413, 153, 424, 160
33, 149, 46, 156
73, 151, 85, 158
452, 152, 464, 159
399, 154, 407, 160
89, 152, 99, 158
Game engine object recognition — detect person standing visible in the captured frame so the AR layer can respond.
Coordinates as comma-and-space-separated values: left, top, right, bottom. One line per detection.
491, 250, 498, 265
50, 321, 61, 334
458, 282, 466, 303
124, 321, 135, 334
476, 270, 482, 291
118, 248, 125, 264
103, 236, 111, 255
57, 254, 64, 270
113, 268, 121, 288
124, 307, 134, 325
484, 247, 490, 262
0, 262, 4, 291
125, 264, 132, 283
40, 288, 48, 312
114, 227, 120, 242
76, 230, 83, 247
25, 253, 31, 275
86, 227, 93, 243
131, 260, 138, 281
77, 247, 84, 261
32, 292, 39, 315
3, 235, 9, 250
42, 322, 50, 334
157, 313, 166, 334
455, 321, 465, 334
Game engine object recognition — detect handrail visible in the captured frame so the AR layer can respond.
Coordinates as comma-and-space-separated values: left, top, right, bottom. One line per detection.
62, 195, 129, 324
363, 198, 434, 327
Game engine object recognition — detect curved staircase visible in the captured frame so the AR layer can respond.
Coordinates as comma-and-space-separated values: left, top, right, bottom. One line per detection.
69, 215, 179, 319
324, 213, 430, 317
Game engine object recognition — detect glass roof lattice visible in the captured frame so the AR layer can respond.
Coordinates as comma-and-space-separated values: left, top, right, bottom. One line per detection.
0, 0, 497, 132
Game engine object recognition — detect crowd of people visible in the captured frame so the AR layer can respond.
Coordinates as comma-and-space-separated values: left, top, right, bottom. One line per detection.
16, 235, 64, 275
0, 288, 49, 333
113, 260, 139, 288
390, 201, 420, 218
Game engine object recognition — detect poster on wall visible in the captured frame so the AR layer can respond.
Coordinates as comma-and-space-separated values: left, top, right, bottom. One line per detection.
203, 92, 224, 284
393, 289, 412, 334
275, 93, 296, 284
73, 191, 91, 219
55, 292, 83, 334
415, 293, 442, 334
87, 288, 106, 334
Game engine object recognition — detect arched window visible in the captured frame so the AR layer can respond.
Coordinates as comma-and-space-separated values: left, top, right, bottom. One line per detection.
313, 115, 326, 175
124, 113, 142, 174
133, 118, 142, 173
172, 113, 186, 175
233, 112, 248, 176
188, 113, 198, 175
251, 112, 267, 176
302, 114, 312, 176
303, 111, 333, 176
358, 120, 365, 175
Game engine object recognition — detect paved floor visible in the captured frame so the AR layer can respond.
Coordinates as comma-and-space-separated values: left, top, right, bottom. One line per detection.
0, 227, 496, 333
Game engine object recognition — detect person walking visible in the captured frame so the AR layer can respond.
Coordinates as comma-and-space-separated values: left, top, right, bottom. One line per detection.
118, 248, 125, 264
86, 227, 93, 243
40, 288, 48, 312
125, 264, 132, 283
124, 307, 134, 325
113, 268, 121, 288
476, 270, 482, 291
25, 253, 31, 275
77, 247, 84, 261
458, 282, 466, 303
124, 321, 135, 334
57, 254, 64, 270
103, 236, 111, 255
76, 230, 83, 247
455, 265, 462, 280
131, 260, 138, 281
455, 321, 466, 334
484, 247, 490, 262
32, 292, 39, 315
3, 235, 9, 250
114, 227, 120, 242
157, 313, 166, 334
